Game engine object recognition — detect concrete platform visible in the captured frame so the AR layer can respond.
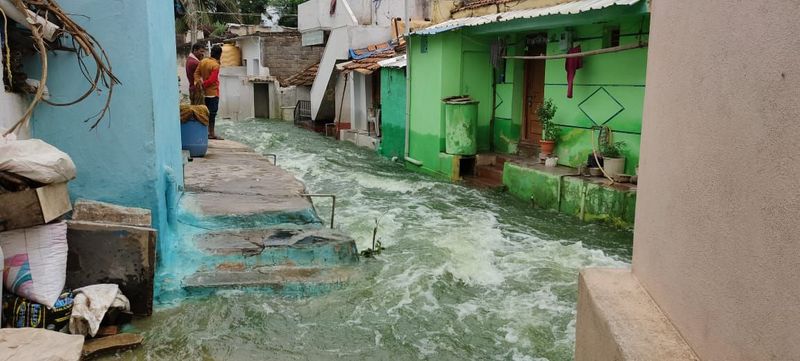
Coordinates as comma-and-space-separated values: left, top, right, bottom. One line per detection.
180, 140, 319, 228
183, 267, 357, 291
575, 268, 699, 361
503, 161, 637, 228
171, 140, 359, 296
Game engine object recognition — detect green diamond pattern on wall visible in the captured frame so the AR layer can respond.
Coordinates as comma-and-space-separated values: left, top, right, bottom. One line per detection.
578, 87, 625, 126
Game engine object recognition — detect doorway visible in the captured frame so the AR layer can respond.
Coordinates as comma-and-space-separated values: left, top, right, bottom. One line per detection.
254, 83, 270, 119
522, 33, 548, 146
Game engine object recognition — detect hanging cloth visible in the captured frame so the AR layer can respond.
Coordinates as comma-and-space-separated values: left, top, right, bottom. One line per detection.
565, 46, 583, 99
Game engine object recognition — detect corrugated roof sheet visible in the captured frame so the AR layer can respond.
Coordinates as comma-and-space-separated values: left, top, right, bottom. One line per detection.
415, 0, 643, 35
378, 55, 407, 68
338, 42, 407, 75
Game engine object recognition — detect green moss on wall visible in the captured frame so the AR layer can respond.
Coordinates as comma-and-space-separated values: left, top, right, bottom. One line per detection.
502, 162, 636, 228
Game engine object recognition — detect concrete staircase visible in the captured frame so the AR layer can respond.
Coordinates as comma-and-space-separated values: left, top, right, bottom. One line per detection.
169, 140, 359, 298
310, 27, 349, 120
183, 228, 359, 295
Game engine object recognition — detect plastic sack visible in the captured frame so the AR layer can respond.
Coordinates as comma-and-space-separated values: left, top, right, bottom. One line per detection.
0, 221, 68, 307
2, 290, 74, 331
0, 139, 76, 184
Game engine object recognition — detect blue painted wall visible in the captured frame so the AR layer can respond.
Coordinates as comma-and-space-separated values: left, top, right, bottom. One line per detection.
31, 0, 184, 243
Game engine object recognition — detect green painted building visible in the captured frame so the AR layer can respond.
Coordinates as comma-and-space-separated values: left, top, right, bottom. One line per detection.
400, 0, 649, 226
378, 67, 408, 159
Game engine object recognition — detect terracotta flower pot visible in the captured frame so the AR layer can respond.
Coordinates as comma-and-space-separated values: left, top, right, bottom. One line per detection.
539, 139, 556, 155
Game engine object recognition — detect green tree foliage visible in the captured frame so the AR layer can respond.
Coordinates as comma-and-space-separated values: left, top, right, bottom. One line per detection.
181, 0, 303, 29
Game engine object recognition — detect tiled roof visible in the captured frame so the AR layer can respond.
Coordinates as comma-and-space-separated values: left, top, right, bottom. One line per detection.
283, 63, 319, 87
341, 42, 407, 75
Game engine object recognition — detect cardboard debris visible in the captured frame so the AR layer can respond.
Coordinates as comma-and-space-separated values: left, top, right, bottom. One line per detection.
72, 199, 152, 228
82, 333, 143, 359
65, 221, 156, 316
0, 182, 71, 232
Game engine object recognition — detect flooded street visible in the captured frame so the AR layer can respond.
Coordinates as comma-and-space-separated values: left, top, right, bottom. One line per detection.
118, 119, 632, 361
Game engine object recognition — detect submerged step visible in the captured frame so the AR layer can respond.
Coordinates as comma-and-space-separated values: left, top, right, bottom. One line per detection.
195, 228, 359, 265
182, 267, 357, 291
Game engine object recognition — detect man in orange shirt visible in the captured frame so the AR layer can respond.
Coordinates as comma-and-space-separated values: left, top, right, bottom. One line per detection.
194, 45, 222, 139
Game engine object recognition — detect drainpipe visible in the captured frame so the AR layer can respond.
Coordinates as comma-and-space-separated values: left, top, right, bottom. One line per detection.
0, 0, 59, 42
402, 0, 422, 167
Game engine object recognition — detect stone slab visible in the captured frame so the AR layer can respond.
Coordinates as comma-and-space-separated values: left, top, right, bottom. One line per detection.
207, 139, 255, 153
574, 268, 699, 361
82, 333, 143, 359
196, 228, 357, 254
66, 221, 156, 316
193, 228, 360, 269
182, 140, 313, 220
72, 199, 152, 227
183, 267, 357, 289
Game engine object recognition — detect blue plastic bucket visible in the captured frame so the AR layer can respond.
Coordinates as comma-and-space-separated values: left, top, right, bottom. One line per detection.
181, 119, 208, 157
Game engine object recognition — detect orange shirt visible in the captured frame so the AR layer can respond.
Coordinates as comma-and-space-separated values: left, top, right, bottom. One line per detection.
194, 58, 220, 97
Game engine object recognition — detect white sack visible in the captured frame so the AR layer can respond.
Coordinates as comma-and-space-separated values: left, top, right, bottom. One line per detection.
0, 139, 76, 184
69, 284, 131, 337
0, 328, 84, 361
0, 221, 68, 307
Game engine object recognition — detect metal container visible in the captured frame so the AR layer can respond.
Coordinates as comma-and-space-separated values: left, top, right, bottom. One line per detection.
443, 96, 479, 155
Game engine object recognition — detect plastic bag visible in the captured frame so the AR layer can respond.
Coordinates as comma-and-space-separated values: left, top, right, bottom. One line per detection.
0, 139, 76, 184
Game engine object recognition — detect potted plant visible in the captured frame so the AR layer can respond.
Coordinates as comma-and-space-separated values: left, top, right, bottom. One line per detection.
600, 140, 627, 177
538, 99, 558, 155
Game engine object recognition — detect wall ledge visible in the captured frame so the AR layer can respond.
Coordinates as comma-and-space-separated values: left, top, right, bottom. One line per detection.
575, 268, 699, 361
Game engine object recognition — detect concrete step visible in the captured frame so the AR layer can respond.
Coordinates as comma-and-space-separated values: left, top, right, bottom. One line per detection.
462, 177, 504, 189
182, 267, 358, 294
518, 142, 540, 158
179, 142, 321, 229
192, 228, 360, 270
476, 165, 504, 183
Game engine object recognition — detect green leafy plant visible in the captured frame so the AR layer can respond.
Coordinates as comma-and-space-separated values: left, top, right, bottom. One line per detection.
601, 141, 627, 158
537, 99, 559, 141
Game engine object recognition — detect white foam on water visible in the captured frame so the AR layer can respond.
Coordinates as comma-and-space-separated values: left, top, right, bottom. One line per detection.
131, 120, 634, 361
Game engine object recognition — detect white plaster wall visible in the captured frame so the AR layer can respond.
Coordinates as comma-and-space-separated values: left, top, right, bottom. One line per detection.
238, 37, 269, 77
176, 54, 190, 101
299, 0, 428, 30
334, 73, 351, 124
632, 2, 800, 360
219, 67, 254, 121
0, 91, 29, 139
347, 26, 392, 49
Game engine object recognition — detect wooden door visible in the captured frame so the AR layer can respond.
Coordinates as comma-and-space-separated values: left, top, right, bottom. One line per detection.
523, 37, 547, 143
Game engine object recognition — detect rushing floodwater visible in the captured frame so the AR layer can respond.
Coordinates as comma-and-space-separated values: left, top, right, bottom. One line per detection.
113, 119, 632, 361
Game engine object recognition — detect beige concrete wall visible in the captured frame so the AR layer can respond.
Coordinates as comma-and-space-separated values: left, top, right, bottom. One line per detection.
632, 1, 800, 360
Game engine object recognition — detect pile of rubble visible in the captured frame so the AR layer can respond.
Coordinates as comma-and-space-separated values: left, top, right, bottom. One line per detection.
1, 138, 155, 360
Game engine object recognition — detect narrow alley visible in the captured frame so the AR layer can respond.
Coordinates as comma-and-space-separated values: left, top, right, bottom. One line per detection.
1, 1, 798, 360
117, 119, 631, 361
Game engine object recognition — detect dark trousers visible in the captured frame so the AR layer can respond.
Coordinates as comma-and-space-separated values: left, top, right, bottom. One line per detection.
204, 96, 220, 135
